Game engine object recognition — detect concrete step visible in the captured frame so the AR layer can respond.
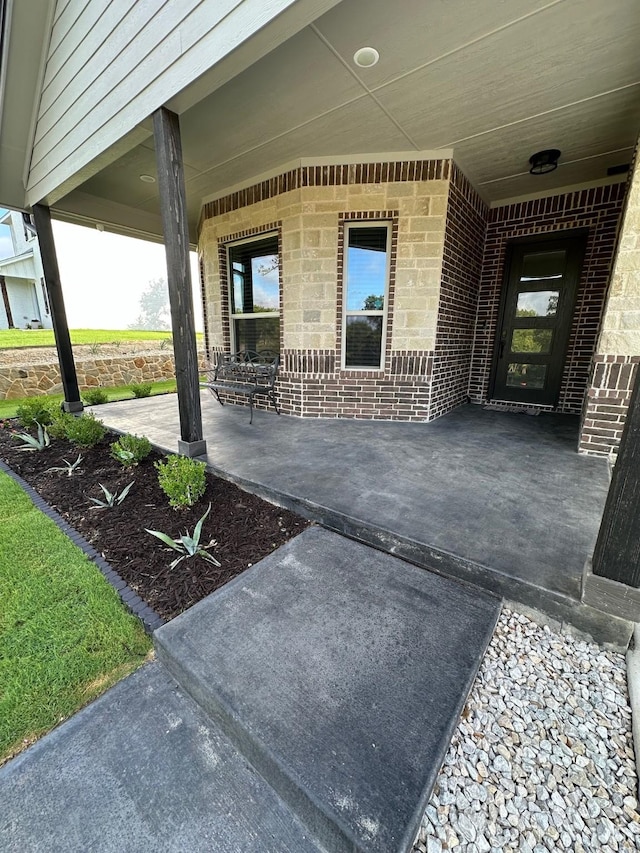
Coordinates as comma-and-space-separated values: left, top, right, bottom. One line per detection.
155, 527, 501, 853
0, 661, 328, 853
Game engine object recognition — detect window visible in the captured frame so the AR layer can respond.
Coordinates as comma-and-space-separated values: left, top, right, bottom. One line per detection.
343, 223, 390, 368
228, 234, 280, 353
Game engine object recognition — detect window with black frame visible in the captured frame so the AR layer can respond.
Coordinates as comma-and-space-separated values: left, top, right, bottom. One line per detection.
343, 223, 390, 368
228, 235, 280, 353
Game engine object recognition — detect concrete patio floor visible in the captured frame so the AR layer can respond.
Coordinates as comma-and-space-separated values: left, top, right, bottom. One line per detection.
97, 395, 629, 645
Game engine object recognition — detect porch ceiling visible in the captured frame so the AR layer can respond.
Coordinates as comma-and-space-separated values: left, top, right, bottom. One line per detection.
54, 0, 640, 243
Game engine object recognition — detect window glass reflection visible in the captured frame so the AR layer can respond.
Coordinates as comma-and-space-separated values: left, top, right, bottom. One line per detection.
511, 328, 553, 354
229, 236, 280, 353
250, 255, 279, 312
234, 317, 280, 353
345, 316, 383, 367
516, 291, 559, 317
346, 228, 387, 312
506, 363, 547, 390
520, 250, 566, 281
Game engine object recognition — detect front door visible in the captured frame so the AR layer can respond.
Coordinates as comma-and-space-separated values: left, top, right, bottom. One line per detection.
491, 236, 585, 406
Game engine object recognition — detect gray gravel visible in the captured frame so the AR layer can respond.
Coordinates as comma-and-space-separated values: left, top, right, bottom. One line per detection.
413, 608, 640, 853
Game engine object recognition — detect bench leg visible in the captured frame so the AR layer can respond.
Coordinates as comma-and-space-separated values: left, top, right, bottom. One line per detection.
268, 389, 281, 416
210, 387, 224, 407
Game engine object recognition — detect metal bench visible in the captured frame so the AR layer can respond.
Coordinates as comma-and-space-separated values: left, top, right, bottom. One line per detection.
201, 350, 280, 424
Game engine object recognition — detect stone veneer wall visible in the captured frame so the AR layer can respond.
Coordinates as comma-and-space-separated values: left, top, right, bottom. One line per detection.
470, 182, 626, 413
431, 165, 488, 418
200, 160, 451, 419
0, 353, 207, 400
579, 156, 640, 457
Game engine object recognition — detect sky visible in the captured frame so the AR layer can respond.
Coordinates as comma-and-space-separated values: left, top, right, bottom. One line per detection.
0, 212, 203, 331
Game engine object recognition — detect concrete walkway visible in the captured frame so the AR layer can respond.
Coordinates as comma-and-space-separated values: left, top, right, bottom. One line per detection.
0, 529, 500, 852
96, 395, 630, 645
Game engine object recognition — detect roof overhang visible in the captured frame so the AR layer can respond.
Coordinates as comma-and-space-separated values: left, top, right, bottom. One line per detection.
0, 0, 53, 212
3, 0, 639, 244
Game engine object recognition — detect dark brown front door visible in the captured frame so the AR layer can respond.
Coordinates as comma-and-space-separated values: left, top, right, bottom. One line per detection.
491, 236, 585, 406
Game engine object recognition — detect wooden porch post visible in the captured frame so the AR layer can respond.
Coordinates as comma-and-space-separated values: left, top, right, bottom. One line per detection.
153, 106, 206, 457
31, 204, 83, 413
592, 369, 640, 586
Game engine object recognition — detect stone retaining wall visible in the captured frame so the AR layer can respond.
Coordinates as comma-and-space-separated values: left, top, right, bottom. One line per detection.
0, 352, 208, 399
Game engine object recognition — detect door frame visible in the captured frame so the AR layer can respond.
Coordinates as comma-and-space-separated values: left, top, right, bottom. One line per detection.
488, 230, 588, 407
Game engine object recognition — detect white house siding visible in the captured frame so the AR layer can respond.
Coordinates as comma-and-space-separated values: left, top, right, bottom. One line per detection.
0, 213, 51, 329
1, 279, 39, 329
26, 0, 340, 206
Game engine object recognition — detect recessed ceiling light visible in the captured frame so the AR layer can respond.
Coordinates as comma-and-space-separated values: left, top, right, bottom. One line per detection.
139, 174, 156, 183
353, 46, 379, 68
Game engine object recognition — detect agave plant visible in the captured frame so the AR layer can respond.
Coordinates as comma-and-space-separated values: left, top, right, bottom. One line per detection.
12, 421, 50, 451
46, 454, 83, 476
146, 504, 221, 570
89, 481, 134, 508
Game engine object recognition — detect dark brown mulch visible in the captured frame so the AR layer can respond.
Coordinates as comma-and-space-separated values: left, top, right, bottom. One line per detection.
0, 420, 309, 621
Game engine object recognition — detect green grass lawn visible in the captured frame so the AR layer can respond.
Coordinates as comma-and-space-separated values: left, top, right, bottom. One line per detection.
0, 470, 151, 764
0, 329, 204, 349
0, 379, 178, 420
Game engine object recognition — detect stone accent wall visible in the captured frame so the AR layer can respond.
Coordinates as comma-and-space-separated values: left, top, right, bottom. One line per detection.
580, 151, 640, 457
0, 353, 207, 400
431, 165, 488, 418
200, 158, 449, 419
470, 182, 626, 413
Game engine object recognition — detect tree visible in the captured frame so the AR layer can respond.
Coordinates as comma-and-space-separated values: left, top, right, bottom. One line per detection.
363, 294, 384, 310
128, 278, 171, 331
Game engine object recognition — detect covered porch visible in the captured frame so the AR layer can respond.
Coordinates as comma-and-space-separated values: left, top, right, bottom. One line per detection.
95, 393, 630, 646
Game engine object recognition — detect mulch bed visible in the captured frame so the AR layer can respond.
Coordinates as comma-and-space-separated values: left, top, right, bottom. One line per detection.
0, 420, 309, 621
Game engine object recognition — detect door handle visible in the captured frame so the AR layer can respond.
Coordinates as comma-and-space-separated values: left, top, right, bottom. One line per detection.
499, 338, 506, 359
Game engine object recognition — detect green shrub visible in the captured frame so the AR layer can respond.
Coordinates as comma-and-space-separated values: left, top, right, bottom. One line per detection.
48, 410, 75, 440
155, 454, 206, 508
65, 413, 106, 447
82, 388, 109, 406
130, 382, 153, 398
16, 397, 56, 428
110, 433, 152, 467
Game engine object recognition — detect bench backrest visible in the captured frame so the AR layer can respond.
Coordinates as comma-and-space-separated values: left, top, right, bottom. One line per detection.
214, 350, 279, 388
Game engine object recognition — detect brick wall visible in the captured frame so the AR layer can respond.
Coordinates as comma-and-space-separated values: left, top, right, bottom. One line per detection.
470, 182, 626, 413
579, 355, 639, 456
431, 165, 488, 418
199, 158, 448, 420
201, 160, 629, 425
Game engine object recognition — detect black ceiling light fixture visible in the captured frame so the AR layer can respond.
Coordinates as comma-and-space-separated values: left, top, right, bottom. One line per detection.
529, 149, 561, 175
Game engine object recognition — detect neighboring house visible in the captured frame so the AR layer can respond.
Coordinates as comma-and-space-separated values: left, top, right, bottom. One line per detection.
0, 0, 638, 461
0, 210, 51, 330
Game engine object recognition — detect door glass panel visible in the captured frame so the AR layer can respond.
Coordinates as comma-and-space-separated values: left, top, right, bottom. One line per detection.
511, 328, 553, 354
516, 290, 559, 317
520, 250, 566, 281
506, 363, 547, 390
